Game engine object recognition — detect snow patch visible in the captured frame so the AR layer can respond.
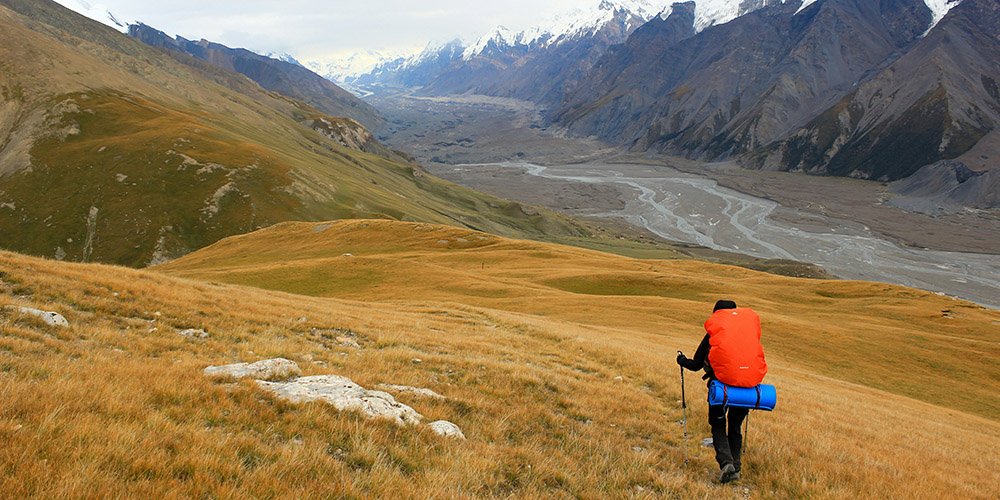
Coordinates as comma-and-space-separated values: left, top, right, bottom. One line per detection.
53, 0, 130, 32
795, 0, 820, 15
923, 0, 962, 34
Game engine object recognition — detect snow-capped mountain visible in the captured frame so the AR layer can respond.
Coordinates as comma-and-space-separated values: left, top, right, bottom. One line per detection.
461, 0, 671, 60
306, 50, 409, 84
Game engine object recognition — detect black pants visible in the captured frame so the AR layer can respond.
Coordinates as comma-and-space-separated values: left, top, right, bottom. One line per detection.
708, 405, 749, 470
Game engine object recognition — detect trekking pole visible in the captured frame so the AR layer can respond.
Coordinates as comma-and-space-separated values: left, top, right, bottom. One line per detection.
743, 411, 750, 474
678, 351, 688, 465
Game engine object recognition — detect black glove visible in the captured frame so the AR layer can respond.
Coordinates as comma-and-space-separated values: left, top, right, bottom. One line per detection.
676, 352, 687, 366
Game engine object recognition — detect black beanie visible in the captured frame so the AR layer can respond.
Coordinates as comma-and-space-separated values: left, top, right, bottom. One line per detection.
713, 300, 737, 312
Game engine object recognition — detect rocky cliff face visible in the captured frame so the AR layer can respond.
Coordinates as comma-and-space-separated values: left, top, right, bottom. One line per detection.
557, 0, 932, 159
556, 0, 998, 198
129, 24, 383, 129
756, 0, 1000, 181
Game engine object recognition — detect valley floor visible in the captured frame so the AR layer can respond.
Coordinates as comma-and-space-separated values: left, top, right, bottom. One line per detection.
370, 91, 1000, 255
433, 161, 1000, 309
367, 91, 1000, 307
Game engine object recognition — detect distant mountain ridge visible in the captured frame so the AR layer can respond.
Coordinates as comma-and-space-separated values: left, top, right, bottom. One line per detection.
128, 23, 383, 129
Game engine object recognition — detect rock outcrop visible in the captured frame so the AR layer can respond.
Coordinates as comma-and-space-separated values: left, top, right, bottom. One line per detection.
258, 375, 423, 426
202, 358, 464, 434
203, 358, 301, 381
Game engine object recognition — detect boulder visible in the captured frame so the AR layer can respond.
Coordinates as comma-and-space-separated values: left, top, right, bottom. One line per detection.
204, 358, 301, 381
428, 420, 465, 439
376, 384, 445, 400
18, 307, 69, 327
257, 375, 423, 426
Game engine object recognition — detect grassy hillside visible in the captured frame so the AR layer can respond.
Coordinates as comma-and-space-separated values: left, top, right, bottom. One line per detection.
159, 220, 1000, 422
2, 231, 998, 497
0, 0, 586, 267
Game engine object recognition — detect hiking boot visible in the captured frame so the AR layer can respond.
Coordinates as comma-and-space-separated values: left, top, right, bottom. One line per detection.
720, 463, 739, 484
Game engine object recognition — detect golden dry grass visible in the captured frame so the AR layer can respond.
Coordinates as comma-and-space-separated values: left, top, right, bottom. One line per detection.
160, 220, 1000, 421
1, 221, 997, 497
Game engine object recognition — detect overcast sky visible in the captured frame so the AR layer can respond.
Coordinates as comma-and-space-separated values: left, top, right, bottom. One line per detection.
55, 0, 590, 64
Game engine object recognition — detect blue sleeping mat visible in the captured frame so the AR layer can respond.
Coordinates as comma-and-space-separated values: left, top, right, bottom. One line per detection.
708, 380, 777, 411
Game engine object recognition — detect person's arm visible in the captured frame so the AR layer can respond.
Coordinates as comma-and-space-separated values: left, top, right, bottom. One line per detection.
677, 334, 710, 371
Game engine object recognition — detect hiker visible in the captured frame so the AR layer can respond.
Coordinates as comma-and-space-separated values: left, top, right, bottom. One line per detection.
676, 299, 768, 484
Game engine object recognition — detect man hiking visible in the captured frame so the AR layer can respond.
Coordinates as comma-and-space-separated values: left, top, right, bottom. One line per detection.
676, 300, 768, 484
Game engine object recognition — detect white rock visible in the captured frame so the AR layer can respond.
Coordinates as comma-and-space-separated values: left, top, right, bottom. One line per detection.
377, 384, 445, 400
204, 358, 301, 381
178, 328, 209, 338
257, 375, 423, 426
18, 307, 69, 327
336, 336, 361, 349
428, 420, 465, 439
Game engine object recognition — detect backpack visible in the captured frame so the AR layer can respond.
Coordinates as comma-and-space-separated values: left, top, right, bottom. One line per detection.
704, 308, 768, 387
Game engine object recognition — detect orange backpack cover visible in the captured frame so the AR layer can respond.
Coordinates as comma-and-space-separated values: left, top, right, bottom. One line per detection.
704, 308, 767, 387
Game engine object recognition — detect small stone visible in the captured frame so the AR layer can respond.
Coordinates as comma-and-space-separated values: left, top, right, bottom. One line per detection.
204, 358, 301, 381
178, 328, 209, 338
702, 437, 714, 447
342, 253, 353, 257
428, 420, 465, 439
336, 336, 361, 349
411, 358, 423, 364
17, 307, 69, 327
613, 375, 624, 381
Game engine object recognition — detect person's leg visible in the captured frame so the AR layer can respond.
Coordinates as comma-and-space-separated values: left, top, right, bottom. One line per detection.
727, 407, 750, 472
708, 404, 733, 468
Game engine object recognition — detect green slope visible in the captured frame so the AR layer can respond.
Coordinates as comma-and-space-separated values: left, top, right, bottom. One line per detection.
0, 0, 586, 266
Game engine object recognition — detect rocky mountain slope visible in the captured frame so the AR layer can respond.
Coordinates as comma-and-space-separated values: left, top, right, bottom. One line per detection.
0, 0, 587, 267
127, 23, 383, 130
753, 0, 1000, 192
556, 0, 998, 202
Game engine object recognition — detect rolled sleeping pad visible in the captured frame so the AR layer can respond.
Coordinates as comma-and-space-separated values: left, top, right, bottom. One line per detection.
707, 380, 777, 411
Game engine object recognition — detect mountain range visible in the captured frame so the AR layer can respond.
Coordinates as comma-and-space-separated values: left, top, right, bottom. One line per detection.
354, 0, 997, 209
